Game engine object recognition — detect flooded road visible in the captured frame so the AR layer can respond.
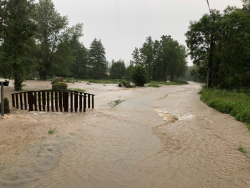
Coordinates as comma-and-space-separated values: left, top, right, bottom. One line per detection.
0, 81, 250, 187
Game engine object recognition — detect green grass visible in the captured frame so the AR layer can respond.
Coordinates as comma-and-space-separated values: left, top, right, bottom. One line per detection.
238, 146, 247, 154
200, 88, 250, 130
149, 80, 189, 86
87, 79, 123, 84
48, 128, 56, 134
109, 100, 125, 108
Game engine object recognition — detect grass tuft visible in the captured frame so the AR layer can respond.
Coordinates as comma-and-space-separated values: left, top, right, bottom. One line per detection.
48, 128, 56, 134
109, 100, 124, 108
238, 146, 247, 154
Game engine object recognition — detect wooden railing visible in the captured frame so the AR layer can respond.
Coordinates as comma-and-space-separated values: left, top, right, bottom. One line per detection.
11, 90, 95, 112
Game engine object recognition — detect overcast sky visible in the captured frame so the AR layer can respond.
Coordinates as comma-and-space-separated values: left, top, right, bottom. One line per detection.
52, 0, 243, 66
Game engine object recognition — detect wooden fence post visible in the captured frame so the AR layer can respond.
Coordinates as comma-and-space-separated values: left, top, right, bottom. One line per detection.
12, 94, 15, 107
20, 93, 23, 110
28, 91, 33, 111
92, 95, 94, 109
63, 92, 69, 112
24, 92, 27, 110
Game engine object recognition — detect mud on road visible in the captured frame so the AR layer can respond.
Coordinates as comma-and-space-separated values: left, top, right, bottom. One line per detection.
0, 80, 250, 188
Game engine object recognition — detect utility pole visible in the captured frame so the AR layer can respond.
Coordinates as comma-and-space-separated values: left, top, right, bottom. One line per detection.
206, 0, 214, 88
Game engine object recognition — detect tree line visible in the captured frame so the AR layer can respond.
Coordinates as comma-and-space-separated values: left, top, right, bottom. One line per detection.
131, 36, 187, 82
0, 0, 108, 90
0, 0, 188, 90
186, 0, 250, 90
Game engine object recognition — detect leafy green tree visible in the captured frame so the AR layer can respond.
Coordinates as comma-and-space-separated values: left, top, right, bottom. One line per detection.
110, 59, 126, 79
131, 65, 149, 86
71, 43, 89, 79
132, 35, 187, 82
52, 23, 83, 77
140, 36, 155, 80
0, 0, 8, 43
35, 0, 68, 80
88, 38, 107, 79
186, 1, 250, 89
125, 62, 134, 81
132, 47, 142, 66
0, 0, 36, 90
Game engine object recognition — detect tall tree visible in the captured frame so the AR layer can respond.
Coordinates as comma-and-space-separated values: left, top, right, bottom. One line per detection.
88, 38, 107, 79
35, 0, 68, 80
110, 59, 126, 79
0, 0, 36, 90
52, 23, 83, 77
140, 36, 154, 80
132, 47, 142, 66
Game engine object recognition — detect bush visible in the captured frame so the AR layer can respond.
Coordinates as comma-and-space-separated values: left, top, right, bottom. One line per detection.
52, 82, 68, 90
131, 65, 149, 87
0, 97, 10, 113
121, 80, 135, 88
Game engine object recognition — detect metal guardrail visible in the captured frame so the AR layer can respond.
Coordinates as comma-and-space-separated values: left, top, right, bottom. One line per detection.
11, 90, 95, 112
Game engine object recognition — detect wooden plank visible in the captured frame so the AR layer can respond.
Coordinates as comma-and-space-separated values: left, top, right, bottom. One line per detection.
28, 92, 33, 111
12, 94, 15, 107
59, 92, 62, 112
63, 92, 69, 112
71, 92, 73, 112
51, 91, 54, 112
55, 92, 58, 112
34, 92, 37, 111
79, 92, 83, 112
20, 93, 23, 110
42, 92, 46, 111
74, 91, 78, 112
15, 93, 19, 109
47, 92, 50, 111
38, 92, 41, 111
92, 95, 94, 109
24, 92, 27, 110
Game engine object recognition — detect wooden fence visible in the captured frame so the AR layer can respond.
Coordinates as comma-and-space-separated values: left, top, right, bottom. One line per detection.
11, 90, 95, 112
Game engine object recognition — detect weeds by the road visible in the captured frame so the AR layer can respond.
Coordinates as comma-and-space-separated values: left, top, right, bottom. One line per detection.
200, 88, 250, 130
238, 145, 247, 154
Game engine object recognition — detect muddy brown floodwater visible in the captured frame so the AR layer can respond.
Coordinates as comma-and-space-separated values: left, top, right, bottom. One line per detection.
0, 80, 250, 188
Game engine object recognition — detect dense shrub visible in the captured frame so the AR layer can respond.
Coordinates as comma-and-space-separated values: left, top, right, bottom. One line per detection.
131, 65, 149, 87
52, 82, 68, 90
121, 80, 135, 88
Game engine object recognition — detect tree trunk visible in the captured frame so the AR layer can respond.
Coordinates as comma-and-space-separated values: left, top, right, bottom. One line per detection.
171, 73, 174, 82
14, 69, 23, 91
39, 70, 47, 80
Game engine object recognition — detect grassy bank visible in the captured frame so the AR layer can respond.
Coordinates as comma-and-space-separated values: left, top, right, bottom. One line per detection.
200, 88, 250, 130
148, 80, 189, 87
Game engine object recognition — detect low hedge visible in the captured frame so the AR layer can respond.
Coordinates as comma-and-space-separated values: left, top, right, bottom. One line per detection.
52, 82, 68, 90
